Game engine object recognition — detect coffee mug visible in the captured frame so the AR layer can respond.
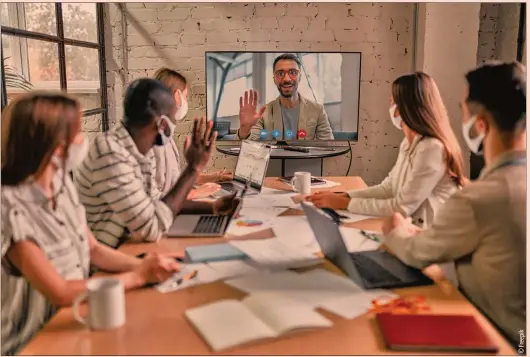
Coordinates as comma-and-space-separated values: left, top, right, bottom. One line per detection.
73, 277, 125, 330
290, 171, 311, 194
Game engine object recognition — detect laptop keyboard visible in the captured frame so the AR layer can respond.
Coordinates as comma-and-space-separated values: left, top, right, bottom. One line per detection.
350, 253, 402, 285
220, 183, 236, 193
193, 216, 227, 234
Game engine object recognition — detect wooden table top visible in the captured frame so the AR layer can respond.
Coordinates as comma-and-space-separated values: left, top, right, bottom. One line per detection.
19, 177, 515, 355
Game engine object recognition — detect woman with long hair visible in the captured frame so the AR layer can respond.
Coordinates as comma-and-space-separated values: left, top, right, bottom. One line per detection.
307, 72, 466, 228
1, 92, 180, 355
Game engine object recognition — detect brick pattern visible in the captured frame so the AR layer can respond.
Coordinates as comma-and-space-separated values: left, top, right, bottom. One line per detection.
104, 2, 416, 185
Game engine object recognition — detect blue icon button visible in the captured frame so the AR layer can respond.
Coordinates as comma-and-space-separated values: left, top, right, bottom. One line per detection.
285, 130, 294, 139
272, 129, 281, 139
259, 129, 268, 139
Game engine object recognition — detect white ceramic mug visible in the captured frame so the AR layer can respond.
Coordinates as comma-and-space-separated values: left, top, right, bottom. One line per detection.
290, 171, 311, 194
73, 277, 125, 330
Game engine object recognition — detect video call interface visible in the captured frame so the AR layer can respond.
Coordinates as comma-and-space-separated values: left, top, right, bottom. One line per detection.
205, 51, 361, 142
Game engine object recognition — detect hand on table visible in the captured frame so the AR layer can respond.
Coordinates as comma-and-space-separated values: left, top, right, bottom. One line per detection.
197, 169, 233, 184
212, 191, 241, 215
186, 183, 221, 200
381, 212, 423, 236
133, 253, 181, 286
305, 191, 350, 210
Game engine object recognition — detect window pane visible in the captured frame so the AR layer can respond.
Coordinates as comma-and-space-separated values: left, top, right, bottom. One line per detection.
1, 3, 57, 35
218, 77, 247, 118
65, 45, 101, 110
62, 3, 98, 43
323, 54, 342, 103
2, 34, 60, 103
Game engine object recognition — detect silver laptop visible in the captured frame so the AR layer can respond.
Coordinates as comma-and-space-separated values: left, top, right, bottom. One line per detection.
167, 187, 246, 237
301, 202, 433, 289
216, 140, 271, 197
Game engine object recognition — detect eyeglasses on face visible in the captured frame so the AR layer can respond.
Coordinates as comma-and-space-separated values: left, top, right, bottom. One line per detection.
274, 69, 300, 79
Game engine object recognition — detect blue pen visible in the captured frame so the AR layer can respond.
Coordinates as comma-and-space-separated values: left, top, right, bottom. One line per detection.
360, 230, 380, 242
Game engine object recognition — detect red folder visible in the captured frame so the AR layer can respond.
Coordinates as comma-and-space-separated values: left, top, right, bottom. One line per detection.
376, 313, 499, 352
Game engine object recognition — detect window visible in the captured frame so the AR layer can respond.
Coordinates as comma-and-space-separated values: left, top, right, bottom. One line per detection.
215, 57, 253, 118
1, 3, 109, 131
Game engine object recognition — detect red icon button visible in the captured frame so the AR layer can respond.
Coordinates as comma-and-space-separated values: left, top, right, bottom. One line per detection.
297, 129, 307, 139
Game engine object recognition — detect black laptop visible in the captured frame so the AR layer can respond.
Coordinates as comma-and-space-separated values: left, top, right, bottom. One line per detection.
301, 202, 433, 289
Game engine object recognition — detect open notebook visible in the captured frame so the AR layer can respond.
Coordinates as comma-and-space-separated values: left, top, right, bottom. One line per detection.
185, 292, 333, 351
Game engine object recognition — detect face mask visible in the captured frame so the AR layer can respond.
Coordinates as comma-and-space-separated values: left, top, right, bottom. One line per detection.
462, 115, 485, 155
175, 91, 188, 122
389, 104, 402, 130
52, 134, 89, 171
154, 115, 176, 146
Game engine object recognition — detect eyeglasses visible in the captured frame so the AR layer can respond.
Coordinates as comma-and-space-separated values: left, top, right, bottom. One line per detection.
274, 69, 300, 80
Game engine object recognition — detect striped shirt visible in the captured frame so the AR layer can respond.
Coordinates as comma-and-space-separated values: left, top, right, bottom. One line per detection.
75, 124, 174, 248
1, 172, 90, 355
152, 137, 182, 196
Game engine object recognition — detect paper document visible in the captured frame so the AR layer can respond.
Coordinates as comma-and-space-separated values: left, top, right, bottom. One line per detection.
242, 194, 298, 208
227, 207, 286, 236
260, 187, 292, 195
272, 216, 320, 252
338, 227, 381, 252
229, 238, 322, 269
336, 210, 378, 223
313, 179, 340, 188
207, 260, 263, 278
318, 289, 399, 319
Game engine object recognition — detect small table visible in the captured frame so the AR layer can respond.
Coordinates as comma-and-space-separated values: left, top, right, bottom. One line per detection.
217, 145, 350, 177
19, 177, 516, 355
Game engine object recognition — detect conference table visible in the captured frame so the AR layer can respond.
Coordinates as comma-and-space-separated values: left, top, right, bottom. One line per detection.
19, 177, 516, 355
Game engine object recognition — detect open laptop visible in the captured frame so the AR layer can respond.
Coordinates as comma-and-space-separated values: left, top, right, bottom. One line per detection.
215, 140, 271, 196
301, 202, 433, 289
167, 185, 247, 237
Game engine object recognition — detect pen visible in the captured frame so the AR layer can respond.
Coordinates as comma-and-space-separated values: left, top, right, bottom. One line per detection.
174, 270, 198, 285
360, 230, 380, 242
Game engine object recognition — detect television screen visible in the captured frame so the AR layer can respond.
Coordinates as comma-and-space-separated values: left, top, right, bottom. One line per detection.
205, 51, 361, 142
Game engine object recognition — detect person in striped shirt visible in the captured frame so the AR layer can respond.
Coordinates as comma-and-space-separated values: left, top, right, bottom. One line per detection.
1, 92, 181, 355
152, 68, 233, 198
76, 78, 238, 248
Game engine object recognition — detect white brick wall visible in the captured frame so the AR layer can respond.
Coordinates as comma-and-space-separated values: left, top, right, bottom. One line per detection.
108, 2, 504, 185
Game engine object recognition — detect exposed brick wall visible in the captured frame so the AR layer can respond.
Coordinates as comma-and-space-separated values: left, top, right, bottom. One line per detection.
477, 3, 521, 65
104, 2, 414, 185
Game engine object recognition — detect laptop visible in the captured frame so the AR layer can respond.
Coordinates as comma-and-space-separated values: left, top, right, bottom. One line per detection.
301, 202, 433, 289
215, 140, 271, 197
167, 185, 247, 237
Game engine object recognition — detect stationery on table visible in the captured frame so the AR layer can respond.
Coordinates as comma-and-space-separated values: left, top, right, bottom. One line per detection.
185, 243, 247, 263
338, 226, 381, 252
376, 313, 498, 353
226, 207, 287, 236
185, 292, 333, 351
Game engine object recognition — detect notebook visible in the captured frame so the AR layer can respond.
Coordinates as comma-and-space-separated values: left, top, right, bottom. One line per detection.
376, 313, 498, 352
185, 243, 247, 263
185, 292, 333, 351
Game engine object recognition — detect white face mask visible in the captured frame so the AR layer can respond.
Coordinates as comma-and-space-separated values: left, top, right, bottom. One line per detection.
389, 104, 402, 130
52, 134, 89, 171
462, 115, 485, 155
155, 115, 176, 146
175, 90, 188, 122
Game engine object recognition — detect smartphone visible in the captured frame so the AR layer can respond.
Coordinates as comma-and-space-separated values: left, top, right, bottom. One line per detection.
279, 176, 327, 185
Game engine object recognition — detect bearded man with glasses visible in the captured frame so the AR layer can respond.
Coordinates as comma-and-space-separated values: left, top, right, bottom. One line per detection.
237, 53, 334, 141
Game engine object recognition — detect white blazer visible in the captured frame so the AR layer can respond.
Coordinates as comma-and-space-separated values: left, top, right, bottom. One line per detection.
347, 136, 460, 227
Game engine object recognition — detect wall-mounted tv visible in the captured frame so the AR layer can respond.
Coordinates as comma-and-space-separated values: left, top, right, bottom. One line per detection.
205, 51, 361, 143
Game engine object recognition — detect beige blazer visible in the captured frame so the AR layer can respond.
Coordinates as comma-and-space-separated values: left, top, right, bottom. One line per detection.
238, 94, 334, 141
152, 138, 181, 196
383, 150, 526, 344
347, 136, 459, 227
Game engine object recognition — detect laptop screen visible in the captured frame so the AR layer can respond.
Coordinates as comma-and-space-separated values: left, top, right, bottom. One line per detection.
301, 202, 365, 286
233, 140, 271, 189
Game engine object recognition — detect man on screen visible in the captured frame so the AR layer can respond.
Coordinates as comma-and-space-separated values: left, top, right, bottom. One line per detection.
236, 53, 334, 141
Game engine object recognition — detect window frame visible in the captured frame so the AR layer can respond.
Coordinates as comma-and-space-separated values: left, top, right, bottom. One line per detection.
1, 3, 109, 131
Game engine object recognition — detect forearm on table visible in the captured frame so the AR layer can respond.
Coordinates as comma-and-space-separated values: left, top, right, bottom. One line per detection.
91, 242, 142, 273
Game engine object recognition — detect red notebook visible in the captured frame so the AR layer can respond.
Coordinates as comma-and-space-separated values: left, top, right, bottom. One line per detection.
376, 313, 499, 353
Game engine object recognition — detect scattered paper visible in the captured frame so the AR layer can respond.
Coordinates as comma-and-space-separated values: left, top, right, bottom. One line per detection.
156, 263, 222, 293
338, 227, 381, 252
313, 179, 341, 188
207, 260, 263, 278
318, 289, 398, 319
336, 210, 378, 223
260, 187, 292, 195
227, 207, 286, 236
272, 216, 320, 252
229, 238, 322, 269
242, 194, 298, 208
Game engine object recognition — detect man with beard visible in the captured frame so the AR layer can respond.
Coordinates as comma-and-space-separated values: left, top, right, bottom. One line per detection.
237, 53, 334, 141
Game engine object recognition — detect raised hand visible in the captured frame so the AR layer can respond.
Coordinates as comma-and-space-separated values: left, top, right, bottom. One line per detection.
184, 117, 217, 173
239, 89, 266, 138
